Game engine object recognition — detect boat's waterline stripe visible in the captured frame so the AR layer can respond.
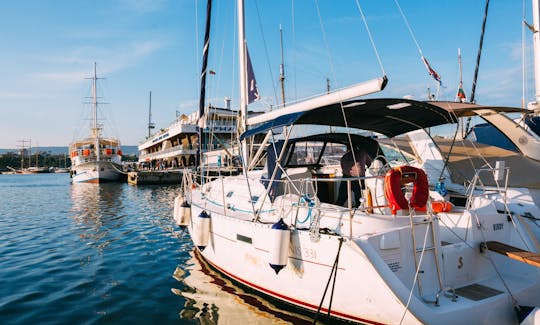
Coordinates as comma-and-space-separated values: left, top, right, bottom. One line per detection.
199, 250, 385, 325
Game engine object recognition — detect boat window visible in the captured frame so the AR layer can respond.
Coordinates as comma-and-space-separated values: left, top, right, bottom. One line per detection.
286, 141, 325, 167
379, 143, 411, 163
320, 143, 347, 166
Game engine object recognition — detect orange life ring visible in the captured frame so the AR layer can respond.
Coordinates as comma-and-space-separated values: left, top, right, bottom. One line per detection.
384, 166, 429, 214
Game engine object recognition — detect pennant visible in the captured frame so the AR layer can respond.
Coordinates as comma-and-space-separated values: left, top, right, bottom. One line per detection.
456, 82, 466, 102
421, 56, 442, 85
246, 47, 260, 103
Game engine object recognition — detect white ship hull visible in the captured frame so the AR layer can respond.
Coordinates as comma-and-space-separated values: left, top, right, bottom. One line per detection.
71, 161, 122, 183
185, 174, 540, 324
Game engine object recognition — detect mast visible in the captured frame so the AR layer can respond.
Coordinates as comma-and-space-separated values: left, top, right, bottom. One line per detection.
147, 91, 155, 138
91, 62, 101, 162
91, 62, 100, 138
455, 48, 466, 103
470, 0, 489, 104
279, 24, 286, 107
197, 0, 212, 168
237, 0, 249, 166
530, 0, 540, 109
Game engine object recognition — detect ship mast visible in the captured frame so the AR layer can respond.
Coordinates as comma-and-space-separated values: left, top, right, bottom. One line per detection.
90, 62, 101, 138
279, 24, 286, 107
529, 0, 540, 110
237, 0, 248, 168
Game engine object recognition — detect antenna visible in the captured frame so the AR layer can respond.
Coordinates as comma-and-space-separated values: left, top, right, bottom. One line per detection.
148, 91, 155, 138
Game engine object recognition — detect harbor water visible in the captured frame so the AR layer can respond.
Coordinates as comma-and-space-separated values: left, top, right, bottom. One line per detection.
0, 173, 309, 324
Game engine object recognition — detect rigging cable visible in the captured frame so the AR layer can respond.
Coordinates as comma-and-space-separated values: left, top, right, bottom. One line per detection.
394, 0, 441, 96
291, 0, 298, 101
354, 0, 386, 75
253, 0, 280, 107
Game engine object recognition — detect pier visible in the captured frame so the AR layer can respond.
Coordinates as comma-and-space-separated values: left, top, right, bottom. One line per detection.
127, 169, 183, 185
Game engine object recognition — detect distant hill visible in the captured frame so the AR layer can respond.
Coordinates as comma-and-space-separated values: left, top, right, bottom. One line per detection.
0, 145, 139, 156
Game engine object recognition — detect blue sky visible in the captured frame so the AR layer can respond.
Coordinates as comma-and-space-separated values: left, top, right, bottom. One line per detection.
0, 0, 534, 148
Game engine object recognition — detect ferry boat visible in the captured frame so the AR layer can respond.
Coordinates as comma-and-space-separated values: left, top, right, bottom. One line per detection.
69, 63, 123, 183
138, 98, 258, 172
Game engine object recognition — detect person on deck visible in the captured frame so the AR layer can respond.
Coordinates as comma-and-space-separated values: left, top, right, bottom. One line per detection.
336, 149, 372, 207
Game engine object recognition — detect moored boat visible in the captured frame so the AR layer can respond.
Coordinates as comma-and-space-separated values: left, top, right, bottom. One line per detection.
176, 1, 540, 323
69, 63, 123, 183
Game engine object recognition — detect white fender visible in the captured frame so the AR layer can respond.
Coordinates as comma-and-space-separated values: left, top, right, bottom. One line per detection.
269, 218, 290, 274
173, 195, 191, 227
194, 211, 211, 251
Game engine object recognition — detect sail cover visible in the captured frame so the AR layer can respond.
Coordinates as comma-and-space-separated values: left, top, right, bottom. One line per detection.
241, 98, 458, 140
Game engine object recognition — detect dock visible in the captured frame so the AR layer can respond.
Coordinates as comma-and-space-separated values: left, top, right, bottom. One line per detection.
127, 169, 183, 185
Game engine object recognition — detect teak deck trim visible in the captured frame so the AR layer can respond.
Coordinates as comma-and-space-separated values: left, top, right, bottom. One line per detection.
485, 241, 540, 268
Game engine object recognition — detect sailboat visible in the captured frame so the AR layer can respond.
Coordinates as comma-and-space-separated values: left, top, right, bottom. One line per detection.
69, 63, 123, 183
175, 1, 540, 324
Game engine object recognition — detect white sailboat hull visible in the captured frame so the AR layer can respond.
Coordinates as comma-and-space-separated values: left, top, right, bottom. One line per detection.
186, 176, 540, 324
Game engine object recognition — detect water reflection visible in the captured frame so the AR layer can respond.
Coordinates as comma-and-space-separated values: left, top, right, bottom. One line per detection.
172, 249, 313, 325
70, 183, 126, 251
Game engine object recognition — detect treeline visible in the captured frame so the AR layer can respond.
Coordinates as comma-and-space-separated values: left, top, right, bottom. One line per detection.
0, 151, 138, 171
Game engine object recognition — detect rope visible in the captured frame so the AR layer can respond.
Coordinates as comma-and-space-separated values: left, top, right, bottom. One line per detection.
110, 163, 128, 175
313, 237, 344, 324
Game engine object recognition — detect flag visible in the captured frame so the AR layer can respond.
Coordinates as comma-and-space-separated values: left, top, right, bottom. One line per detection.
421, 56, 442, 85
246, 47, 260, 103
456, 82, 466, 102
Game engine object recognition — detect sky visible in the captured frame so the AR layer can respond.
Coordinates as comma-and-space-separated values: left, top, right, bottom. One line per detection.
0, 0, 536, 148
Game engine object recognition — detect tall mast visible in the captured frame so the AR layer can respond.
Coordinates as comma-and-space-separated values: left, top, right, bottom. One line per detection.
91, 62, 100, 138
458, 48, 463, 86
197, 0, 213, 167
470, 0, 489, 104
237, 0, 248, 166
530, 0, 540, 109
279, 24, 286, 107
455, 48, 466, 103
148, 91, 155, 138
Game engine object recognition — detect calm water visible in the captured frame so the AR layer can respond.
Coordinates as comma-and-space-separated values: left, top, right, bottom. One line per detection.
0, 173, 305, 324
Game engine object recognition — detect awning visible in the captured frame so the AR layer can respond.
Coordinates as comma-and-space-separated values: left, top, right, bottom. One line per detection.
241, 98, 458, 140
427, 101, 527, 117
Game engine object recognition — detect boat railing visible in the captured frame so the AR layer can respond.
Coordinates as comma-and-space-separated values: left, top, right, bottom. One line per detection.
139, 145, 197, 160
192, 169, 385, 214
465, 163, 510, 210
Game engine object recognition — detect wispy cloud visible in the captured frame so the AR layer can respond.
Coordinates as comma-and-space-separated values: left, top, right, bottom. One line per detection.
117, 0, 168, 13
29, 39, 168, 84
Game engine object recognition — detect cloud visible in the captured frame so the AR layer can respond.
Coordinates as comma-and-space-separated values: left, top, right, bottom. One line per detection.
29, 39, 168, 85
117, 0, 167, 13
